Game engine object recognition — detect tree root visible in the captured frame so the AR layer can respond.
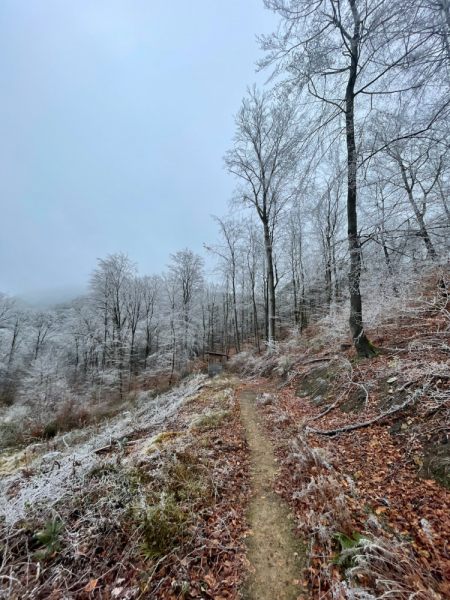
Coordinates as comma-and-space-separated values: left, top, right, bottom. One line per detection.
306, 395, 417, 436
309, 391, 346, 421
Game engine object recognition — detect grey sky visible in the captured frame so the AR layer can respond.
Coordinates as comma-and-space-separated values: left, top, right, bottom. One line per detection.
0, 0, 277, 297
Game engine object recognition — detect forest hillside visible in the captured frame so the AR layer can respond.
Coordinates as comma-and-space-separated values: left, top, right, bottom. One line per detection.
2, 0, 450, 598
1, 268, 450, 599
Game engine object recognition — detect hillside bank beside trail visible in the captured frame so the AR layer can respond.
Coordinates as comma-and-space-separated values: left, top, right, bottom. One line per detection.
0, 376, 253, 600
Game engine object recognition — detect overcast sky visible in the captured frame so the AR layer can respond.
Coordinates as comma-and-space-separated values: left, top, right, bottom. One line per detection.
0, 0, 278, 298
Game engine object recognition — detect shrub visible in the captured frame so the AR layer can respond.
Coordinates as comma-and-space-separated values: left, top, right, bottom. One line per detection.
0, 387, 17, 407
258, 393, 275, 406
227, 352, 256, 374
55, 401, 90, 432
342, 535, 440, 599
148, 383, 173, 398
162, 453, 209, 502
43, 421, 58, 439
290, 430, 336, 479
28, 422, 45, 440
179, 369, 194, 381
294, 475, 352, 542
333, 532, 373, 568
140, 451, 210, 559
88, 463, 122, 480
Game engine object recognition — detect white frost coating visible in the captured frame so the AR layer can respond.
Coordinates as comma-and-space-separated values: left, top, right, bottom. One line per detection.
0, 374, 206, 526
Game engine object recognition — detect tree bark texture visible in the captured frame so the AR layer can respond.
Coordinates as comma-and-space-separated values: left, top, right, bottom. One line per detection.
346, 0, 376, 358
263, 219, 276, 347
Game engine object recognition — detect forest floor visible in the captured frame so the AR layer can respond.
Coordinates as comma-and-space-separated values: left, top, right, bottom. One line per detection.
3, 360, 448, 599
2, 276, 450, 599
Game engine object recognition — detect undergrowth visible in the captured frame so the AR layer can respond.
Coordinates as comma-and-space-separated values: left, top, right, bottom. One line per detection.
191, 410, 231, 430
34, 516, 65, 560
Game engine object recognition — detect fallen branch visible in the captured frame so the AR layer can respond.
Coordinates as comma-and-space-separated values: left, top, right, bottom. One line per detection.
309, 391, 346, 421
306, 394, 418, 436
397, 379, 417, 392
302, 357, 332, 365
93, 444, 113, 454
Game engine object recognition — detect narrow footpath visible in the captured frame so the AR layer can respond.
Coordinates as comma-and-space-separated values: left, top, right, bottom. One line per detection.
239, 389, 308, 600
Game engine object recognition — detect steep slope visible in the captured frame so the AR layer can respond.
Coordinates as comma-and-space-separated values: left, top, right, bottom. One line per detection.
0, 376, 252, 599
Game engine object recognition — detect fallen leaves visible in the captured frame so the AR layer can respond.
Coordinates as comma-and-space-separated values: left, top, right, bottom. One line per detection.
84, 578, 98, 592
250, 347, 450, 599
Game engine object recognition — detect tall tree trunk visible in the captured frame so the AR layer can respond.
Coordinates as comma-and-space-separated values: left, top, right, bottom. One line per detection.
346, 0, 376, 358
325, 237, 332, 307
240, 273, 245, 347
169, 317, 176, 385
299, 234, 307, 331
224, 291, 230, 355
263, 219, 276, 347
250, 273, 261, 352
438, 180, 450, 229
292, 269, 299, 325
378, 195, 399, 297
145, 323, 152, 367
231, 270, 240, 354
128, 330, 136, 392
263, 271, 268, 341
211, 301, 215, 352
440, 0, 450, 62
332, 244, 339, 301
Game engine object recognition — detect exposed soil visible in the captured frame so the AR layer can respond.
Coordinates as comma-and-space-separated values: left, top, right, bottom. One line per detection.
239, 389, 308, 600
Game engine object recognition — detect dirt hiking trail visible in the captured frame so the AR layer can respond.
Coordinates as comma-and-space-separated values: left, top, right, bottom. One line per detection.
239, 389, 308, 600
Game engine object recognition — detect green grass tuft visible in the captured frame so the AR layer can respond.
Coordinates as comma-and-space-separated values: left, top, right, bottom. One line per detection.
34, 516, 64, 559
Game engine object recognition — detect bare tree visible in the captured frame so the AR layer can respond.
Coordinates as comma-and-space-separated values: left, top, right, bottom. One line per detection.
257, 0, 446, 356
141, 275, 160, 368
224, 87, 301, 346
125, 277, 143, 383
206, 217, 244, 353
31, 310, 56, 360
0, 293, 15, 329
243, 218, 264, 352
167, 248, 205, 369
312, 167, 345, 306
89, 253, 137, 396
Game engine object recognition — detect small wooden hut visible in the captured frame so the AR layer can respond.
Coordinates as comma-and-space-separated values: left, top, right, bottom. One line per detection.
206, 352, 228, 377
